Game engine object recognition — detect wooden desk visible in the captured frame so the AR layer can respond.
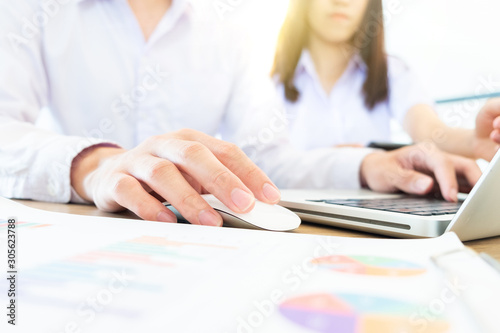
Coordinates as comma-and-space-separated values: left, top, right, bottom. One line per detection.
14, 200, 500, 262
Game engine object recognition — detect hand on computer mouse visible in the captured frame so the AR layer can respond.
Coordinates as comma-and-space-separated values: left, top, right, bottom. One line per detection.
70, 129, 282, 226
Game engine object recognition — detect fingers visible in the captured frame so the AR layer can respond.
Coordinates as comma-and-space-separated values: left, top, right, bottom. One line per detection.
213, 142, 281, 204
386, 165, 435, 196
130, 156, 223, 227
490, 115, 500, 144
476, 100, 500, 155
391, 145, 457, 201
110, 174, 177, 223
491, 129, 500, 145
400, 145, 482, 201
361, 145, 481, 202
176, 129, 281, 204
180, 171, 203, 194
449, 155, 482, 192
152, 138, 256, 214
423, 154, 460, 202
360, 151, 434, 195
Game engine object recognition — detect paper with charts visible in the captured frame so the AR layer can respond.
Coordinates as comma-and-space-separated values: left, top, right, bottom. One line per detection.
0, 197, 499, 333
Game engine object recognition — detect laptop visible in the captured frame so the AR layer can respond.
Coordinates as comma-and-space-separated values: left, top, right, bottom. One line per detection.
280, 150, 500, 241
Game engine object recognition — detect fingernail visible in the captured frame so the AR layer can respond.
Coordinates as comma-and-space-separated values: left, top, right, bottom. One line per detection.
231, 188, 255, 212
157, 210, 175, 223
414, 177, 433, 193
263, 183, 281, 203
198, 209, 223, 227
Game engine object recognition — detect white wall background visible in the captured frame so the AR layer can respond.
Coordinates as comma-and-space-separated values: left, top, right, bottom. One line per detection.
384, 0, 500, 101
383, 0, 500, 139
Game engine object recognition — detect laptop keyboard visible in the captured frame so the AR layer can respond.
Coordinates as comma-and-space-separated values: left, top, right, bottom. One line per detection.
306, 197, 463, 216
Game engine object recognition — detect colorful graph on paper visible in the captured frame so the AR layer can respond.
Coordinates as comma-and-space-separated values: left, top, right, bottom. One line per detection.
24, 235, 238, 280
71, 235, 237, 267
19, 235, 239, 313
311, 255, 426, 276
279, 293, 449, 333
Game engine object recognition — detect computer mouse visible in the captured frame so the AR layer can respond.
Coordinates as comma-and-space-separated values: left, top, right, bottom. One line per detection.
164, 194, 301, 231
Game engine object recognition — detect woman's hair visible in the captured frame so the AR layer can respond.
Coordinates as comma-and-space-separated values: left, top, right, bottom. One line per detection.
272, 0, 388, 110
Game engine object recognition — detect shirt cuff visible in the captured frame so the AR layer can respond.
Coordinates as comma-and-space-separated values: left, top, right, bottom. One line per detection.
328, 148, 378, 189
28, 138, 121, 203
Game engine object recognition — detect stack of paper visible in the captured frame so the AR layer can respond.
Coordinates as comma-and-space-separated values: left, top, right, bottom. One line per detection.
1, 198, 499, 333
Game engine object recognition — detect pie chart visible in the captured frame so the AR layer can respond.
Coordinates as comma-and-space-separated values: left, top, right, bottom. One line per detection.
311, 255, 426, 277
279, 293, 449, 333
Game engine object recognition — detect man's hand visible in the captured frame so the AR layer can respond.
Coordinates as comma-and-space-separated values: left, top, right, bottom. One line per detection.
360, 144, 482, 202
474, 98, 500, 160
70, 129, 281, 226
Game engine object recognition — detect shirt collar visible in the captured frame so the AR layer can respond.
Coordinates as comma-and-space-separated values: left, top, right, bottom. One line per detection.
77, 0, 192, 45
76, 0, 190, 10
153, 0, 191, 35
350, 52, 367, 71
296, 49, 367, 78
296, 50, 317, 78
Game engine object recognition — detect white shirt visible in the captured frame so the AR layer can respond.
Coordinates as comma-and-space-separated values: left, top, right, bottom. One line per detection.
277, 50, 434, 150
0, 0, 374, 203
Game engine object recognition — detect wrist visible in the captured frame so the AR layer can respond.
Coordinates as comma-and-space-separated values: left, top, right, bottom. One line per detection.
71, 145, 125, 202
359, 151, 385, 189
359, 153, 373, 189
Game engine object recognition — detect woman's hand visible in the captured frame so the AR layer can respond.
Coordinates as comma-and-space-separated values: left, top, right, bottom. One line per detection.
360, 143, 482, 202
474, 98, 500, 161
70, 129, 281, 226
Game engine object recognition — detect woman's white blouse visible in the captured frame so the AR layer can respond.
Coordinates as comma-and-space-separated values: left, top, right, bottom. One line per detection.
277, 50, 434, 150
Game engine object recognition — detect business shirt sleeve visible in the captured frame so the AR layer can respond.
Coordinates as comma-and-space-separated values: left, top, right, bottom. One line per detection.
219, 33, 374, 189
388, 57, 435, 125
0, 1, 116, 203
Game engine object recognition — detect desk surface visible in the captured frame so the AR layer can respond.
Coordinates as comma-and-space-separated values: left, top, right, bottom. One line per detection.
14, 200, 500, 262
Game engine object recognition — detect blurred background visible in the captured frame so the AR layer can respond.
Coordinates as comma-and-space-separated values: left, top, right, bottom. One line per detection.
197, 0, 500, 142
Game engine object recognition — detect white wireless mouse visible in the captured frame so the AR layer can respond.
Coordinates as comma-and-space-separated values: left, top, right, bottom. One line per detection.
165, 194, 301, 231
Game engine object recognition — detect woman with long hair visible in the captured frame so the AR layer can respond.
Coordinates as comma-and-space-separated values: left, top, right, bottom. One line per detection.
273, 0, 499, 161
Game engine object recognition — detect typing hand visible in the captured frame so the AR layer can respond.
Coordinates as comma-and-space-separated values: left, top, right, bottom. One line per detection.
70, 129, 281, 226
475, 98, 500, 160
360, 143, 482, 202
